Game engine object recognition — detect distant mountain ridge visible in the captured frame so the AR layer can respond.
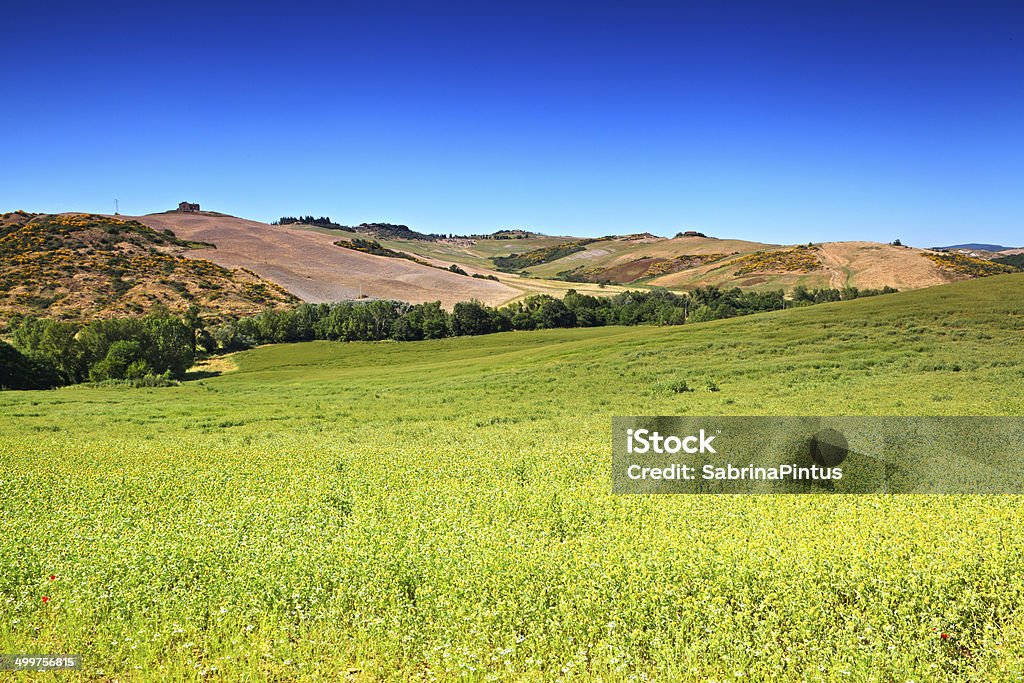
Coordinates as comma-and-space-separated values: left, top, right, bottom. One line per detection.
934, 243, 1014, 252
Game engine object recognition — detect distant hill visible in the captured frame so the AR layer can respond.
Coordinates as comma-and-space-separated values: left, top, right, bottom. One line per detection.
464, 229, 540, 240
275, 215, 1017, 294
0, 211, 297, 326
10, 208, 1012, 319
934, 243, 1013, 252
472, 233, 996, 291
274, 216, 447, 242
131, 211, 522, 307
993, 253, 1024, 271
351, 222, 445, 241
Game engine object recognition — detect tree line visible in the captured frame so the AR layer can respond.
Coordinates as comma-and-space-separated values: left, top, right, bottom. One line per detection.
791, 285, 898, 304
0, 285, 897, 390
273, 215, 337, 228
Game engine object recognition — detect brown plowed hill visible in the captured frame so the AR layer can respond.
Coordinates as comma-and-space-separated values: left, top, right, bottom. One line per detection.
814, 242, 958, 290
129, 212, 518, 308
639, 241, 965, 291
123, 211, 1001, 302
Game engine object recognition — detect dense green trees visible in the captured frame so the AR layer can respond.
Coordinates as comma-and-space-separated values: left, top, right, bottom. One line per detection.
89, 340, 150, 381
274, 215, 336, 228
791, 285, 898, 305
1, 285, 899, 390
12, 318, 82, 384
205, 285, 894, 352
4, 309, 195, 388
390, 302, 450, 341
0, 340, 61, 390
491, 241, 596, 272
451, 300, 501, 336
208, 285, 883, 353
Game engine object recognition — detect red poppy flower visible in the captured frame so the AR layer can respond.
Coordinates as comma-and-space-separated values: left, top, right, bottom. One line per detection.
41, 596, 50, 603
940, 633, 949, 640
49, 575, 56, 581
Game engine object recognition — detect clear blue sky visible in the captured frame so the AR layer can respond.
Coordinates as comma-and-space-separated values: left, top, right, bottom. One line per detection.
2, 0, 1022, 245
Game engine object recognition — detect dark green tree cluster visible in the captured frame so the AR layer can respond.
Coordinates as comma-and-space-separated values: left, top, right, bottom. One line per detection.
0, 340, 61, 389
2, 308, 200, 389
790, 285, 898, 305
208, 287, 802, 348
210, 301, 450, 348
274, 215, 337, 228
333, 238, 427, 264
491, 240, 597, 272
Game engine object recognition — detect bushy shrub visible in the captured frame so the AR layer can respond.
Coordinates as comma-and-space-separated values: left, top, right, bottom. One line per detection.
88, 340, 151, 381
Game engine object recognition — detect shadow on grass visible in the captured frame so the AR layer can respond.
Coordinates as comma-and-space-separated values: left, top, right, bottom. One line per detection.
183, 370, 222, 381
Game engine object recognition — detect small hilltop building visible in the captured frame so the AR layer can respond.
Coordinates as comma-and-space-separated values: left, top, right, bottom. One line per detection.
178, 202, 200, 213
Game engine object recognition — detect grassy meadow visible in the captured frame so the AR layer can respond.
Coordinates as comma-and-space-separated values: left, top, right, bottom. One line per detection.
2, 274, 1024, 680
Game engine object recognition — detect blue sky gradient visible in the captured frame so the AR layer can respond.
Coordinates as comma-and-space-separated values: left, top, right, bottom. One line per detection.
2, 1, 1022, 245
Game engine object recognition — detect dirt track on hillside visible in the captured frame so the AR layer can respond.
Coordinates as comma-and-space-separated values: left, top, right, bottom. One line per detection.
127, 213, 517, 307
815, 242, 958, 291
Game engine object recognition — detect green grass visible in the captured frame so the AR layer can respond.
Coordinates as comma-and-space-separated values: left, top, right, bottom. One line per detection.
2, 274, 1024, 681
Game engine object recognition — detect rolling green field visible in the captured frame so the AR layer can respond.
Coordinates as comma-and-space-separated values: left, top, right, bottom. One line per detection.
2, 274, 1024, 681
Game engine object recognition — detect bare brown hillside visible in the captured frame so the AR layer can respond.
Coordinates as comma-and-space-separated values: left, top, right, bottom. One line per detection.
129, 212, 519, 308
125, 211, 1005, 303
490, 228, 969, 292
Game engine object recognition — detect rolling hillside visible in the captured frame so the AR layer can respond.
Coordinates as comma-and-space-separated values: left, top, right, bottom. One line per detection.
307, 223, 1010, 294
129, 212, 520, 308
131, 212, 636, 305
6, 207, 1011, 324
489, 234, 1007, 291
0, 211, 296, 325
2, 274, 1023, 679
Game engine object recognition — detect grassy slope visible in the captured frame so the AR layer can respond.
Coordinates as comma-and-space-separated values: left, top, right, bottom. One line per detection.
1, 274, 1024, 680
